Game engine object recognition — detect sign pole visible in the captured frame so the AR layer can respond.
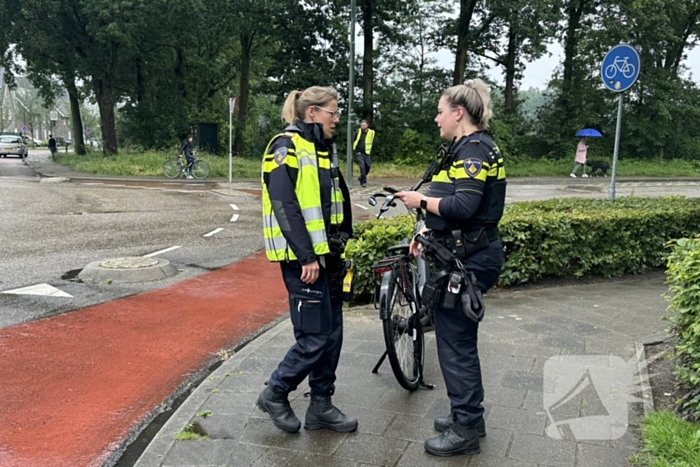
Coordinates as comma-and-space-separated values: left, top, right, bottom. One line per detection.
600, 43, 640, 202
609, 94, 623, 201
228, 97, 236, 184
346, 0, 356, 188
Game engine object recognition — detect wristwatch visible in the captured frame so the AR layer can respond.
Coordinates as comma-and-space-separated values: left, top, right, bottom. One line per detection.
420, 197, 428, 210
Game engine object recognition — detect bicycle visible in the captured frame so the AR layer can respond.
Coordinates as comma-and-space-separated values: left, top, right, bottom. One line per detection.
368, 141, 458, 391
162, 152, 210, 179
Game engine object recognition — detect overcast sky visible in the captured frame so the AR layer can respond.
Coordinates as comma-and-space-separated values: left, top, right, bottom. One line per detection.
432, 42, 700, 90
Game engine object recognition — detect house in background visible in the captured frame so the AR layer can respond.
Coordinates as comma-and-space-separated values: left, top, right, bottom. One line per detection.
0, 67, 73, 144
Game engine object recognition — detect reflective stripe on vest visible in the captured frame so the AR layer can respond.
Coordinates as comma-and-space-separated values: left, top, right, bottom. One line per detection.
261, 131, 329, 262
353, 129, 375, 155
330, 177, 344, 226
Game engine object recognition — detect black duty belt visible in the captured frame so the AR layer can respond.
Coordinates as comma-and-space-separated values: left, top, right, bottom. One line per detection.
433, 227, 499, 258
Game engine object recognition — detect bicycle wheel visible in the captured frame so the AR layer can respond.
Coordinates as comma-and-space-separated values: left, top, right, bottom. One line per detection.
381, 268, 423, 390
605, 64, 617, 79
163, 158, 182, 178
191, 160, 210, 179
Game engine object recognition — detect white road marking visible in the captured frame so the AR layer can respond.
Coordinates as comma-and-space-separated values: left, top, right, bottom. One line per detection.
230, 204, 240, 222
1, 284, 72, 298
204, 228, 225, 237
80, 183, 104, 186
143, 246, 182, 257
354, 203, 368, 210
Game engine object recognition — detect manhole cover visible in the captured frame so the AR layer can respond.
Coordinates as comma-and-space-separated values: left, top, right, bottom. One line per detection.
79, 257, 179, 284
99, 257, 160, 269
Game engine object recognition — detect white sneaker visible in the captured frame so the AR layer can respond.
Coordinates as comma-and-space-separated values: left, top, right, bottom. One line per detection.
570, 173, 576, 178
186, 174, 193, 179
582, 174, 589, 178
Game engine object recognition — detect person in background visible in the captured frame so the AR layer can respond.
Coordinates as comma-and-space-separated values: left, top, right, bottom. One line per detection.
570, 137, 589, 178
48, 134, 57, 161
353, 120, 375, 187
180, 135, 194, 179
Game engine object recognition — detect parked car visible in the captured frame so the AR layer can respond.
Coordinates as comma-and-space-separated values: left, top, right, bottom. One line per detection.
55, 136, 71, 147
0, 135, 28, 158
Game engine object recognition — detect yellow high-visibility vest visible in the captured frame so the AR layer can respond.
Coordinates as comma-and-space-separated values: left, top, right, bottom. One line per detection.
261, 130, 330, 262
353, 128, 375, 155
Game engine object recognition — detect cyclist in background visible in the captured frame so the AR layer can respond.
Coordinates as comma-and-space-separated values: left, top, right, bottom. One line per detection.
179, 135, 194, 179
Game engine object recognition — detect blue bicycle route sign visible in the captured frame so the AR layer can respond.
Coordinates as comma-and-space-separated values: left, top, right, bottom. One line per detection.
601, 44, 640, 92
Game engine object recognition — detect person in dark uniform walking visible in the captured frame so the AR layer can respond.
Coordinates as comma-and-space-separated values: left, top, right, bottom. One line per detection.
48, 134, 57, 161
257, 86, 357, 434
353, 120, 375, 187
179, 135, 195, 179
395, 78, 506, 457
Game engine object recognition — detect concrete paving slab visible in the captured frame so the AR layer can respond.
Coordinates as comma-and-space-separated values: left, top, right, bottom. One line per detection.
135, 272, 667, 467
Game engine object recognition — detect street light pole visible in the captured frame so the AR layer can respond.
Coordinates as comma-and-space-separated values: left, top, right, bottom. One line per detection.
346, 0, 356, 188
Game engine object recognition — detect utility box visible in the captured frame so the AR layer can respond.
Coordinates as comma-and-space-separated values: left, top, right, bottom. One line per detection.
191, 122, 219, 154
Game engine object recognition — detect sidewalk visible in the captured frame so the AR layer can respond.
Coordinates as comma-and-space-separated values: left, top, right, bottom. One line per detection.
135, 272, 668, 467
23, 151, 700, 189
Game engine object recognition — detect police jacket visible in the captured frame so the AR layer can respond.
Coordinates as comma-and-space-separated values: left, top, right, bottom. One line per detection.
425, 131, 506, 234
262, 120, 351, 265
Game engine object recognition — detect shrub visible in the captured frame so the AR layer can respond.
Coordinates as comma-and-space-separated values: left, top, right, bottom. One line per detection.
665, 235, 700, 422
346, 197, 700, 299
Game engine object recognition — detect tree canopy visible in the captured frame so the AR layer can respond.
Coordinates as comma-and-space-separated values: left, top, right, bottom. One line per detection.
0, 0, 696, 161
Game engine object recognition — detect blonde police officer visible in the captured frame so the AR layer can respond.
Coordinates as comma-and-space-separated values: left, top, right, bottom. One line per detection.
258, 86, 357, 434
396, 79, 506, 457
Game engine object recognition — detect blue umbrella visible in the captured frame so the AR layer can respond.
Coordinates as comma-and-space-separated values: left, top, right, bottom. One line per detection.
575, 128, 603, 137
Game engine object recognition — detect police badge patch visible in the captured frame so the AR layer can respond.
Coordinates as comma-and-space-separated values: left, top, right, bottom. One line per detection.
274, 147, 288, 165
464, 158, 483, 178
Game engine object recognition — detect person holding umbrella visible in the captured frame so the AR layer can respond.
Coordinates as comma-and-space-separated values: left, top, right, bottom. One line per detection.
570, 128, 602, 178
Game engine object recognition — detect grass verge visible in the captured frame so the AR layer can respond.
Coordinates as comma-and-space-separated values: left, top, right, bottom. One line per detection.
54, 151, 700, 179
629, 411, 700, 467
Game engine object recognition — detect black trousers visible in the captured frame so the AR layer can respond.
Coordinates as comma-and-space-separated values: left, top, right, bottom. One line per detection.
356, 153, 371, 184
268, 261, 344, 398
434, 240, 504, 426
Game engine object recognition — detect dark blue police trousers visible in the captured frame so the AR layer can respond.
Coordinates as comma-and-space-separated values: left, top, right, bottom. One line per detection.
268, 262, 343, 398
434, 240, 504, 426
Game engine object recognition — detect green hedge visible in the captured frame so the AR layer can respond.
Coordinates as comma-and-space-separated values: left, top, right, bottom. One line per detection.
346, 196, 700, 299
665, 236, 700, 421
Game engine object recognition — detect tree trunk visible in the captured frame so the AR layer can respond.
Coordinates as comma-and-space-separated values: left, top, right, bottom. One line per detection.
66, 78, 86, 155
504, 24, 517, 110
561, 0, 585, 115
233, 32, 253, 156
135, 57, 146, 104
453, 0, 478, 85
362, 0, 374, 126
93, 77, 117, 155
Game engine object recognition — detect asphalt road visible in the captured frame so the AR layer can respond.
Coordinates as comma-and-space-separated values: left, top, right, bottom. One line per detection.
2, 154, 699, 329
0, 160, 262, 329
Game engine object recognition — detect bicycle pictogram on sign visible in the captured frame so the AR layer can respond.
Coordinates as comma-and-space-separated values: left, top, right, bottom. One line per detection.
605, 56, 636, 80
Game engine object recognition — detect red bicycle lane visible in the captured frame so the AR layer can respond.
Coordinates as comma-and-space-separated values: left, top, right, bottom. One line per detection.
0, 250, 288, 467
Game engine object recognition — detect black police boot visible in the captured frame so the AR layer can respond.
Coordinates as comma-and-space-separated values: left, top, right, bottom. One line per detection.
304, 395, 358, 432
425, 421, 480, 457
256, 385, 301, 433
434, 413, 486, 437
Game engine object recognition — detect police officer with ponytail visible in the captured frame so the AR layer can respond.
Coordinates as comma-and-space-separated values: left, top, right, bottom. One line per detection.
396, 79, 506, 457
257, 86, 357, 434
